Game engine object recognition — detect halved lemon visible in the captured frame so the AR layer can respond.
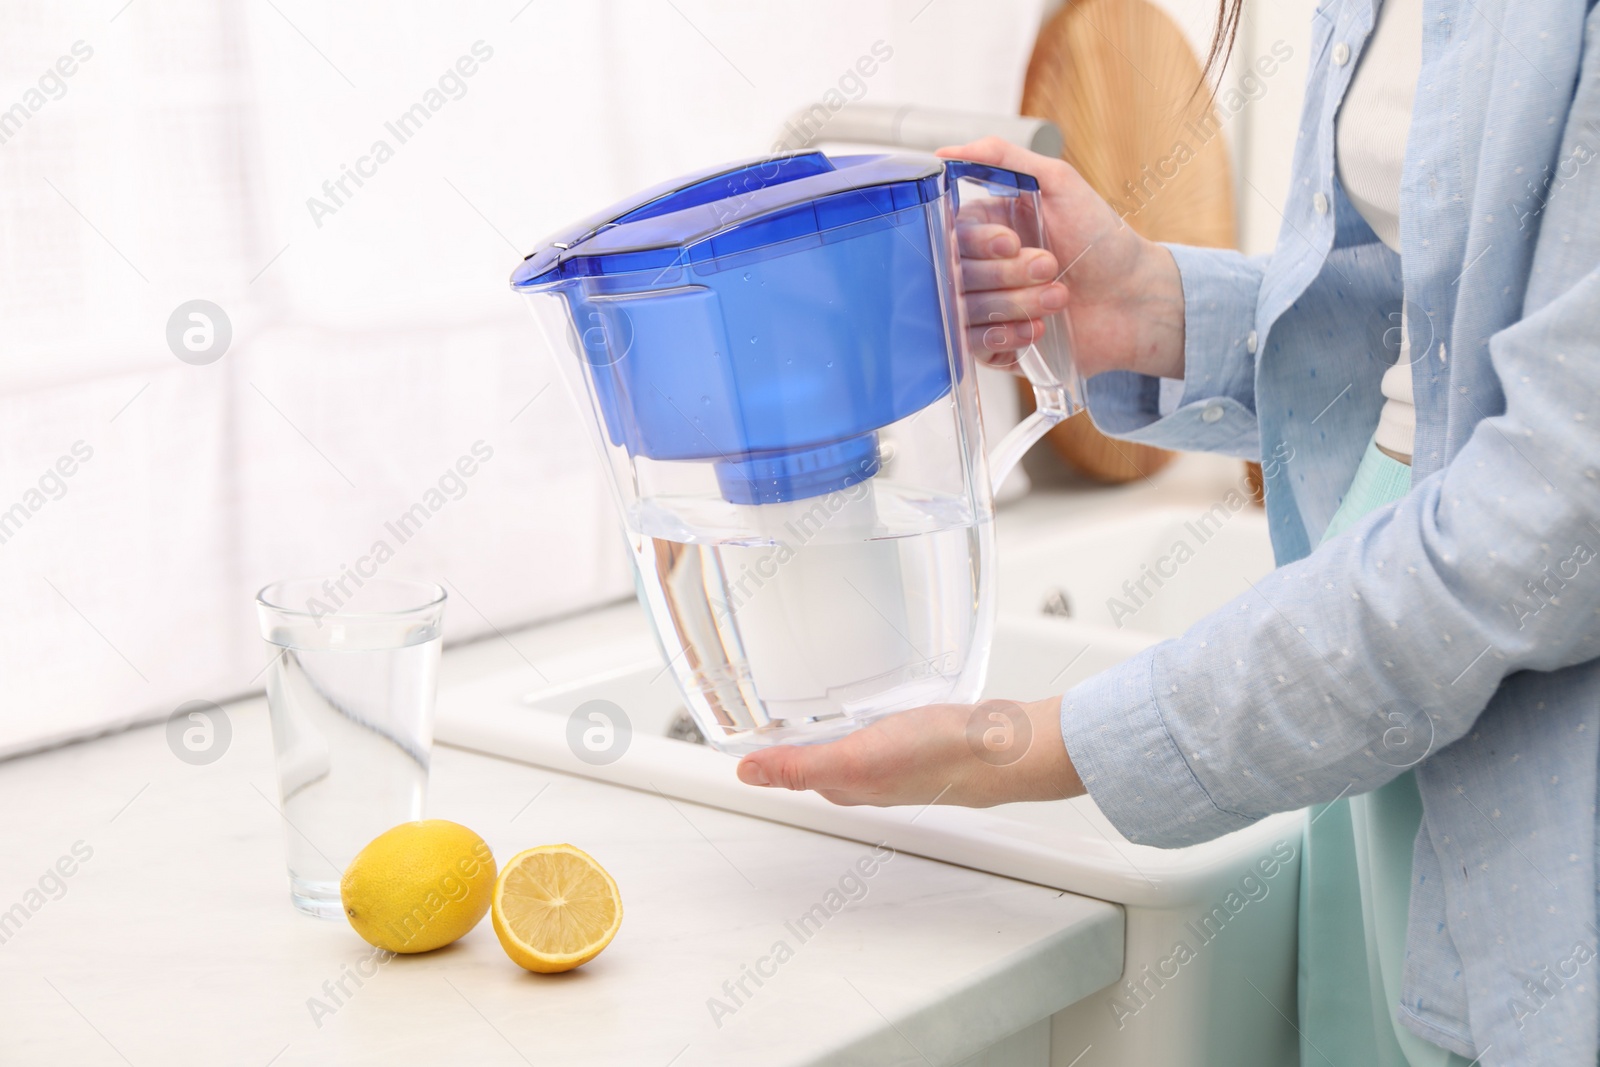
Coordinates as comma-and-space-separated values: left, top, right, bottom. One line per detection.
491, 844, 622, 973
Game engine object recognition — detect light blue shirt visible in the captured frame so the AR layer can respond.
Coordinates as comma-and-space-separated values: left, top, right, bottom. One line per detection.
1058, 0, 1600, 1061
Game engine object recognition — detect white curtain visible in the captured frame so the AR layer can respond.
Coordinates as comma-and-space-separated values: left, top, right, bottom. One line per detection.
0, 0, 1049, 756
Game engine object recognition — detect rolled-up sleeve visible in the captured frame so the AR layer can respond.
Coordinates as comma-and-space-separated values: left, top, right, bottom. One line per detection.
1083, 243, 1267, 460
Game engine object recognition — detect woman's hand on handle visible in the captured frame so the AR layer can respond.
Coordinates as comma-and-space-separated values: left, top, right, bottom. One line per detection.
735, 697, 1085, 809
937, 137, 1188, 382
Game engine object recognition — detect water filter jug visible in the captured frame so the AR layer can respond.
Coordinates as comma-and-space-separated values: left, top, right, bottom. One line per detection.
513, 151, 1081, 752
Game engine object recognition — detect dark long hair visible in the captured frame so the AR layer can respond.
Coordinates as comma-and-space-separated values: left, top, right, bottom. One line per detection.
1202, 0, 1245, 82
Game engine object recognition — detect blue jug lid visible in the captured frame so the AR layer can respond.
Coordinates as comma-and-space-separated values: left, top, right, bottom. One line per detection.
510, 151, 945, 288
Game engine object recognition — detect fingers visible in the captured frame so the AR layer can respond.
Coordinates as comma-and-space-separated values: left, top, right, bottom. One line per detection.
735, 750, 783, 788
964, 275, 1063, 359
977, 349, 1022, 372
953, 199, 1023, 229
968, 318, 1046, 356
965, 284, 1066, 327
935, 135, 1028, 170
731, 703, 993, 808
960, 248, 1061, 292
737, 741, 863, 795
936, 136, 1069, 193
955, 222, 1021, 260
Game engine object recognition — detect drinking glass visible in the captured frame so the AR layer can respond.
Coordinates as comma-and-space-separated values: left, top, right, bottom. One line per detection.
255, 577, 446, 917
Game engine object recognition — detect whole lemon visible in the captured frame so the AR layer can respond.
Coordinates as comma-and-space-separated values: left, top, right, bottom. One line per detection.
340, 820, 496, 953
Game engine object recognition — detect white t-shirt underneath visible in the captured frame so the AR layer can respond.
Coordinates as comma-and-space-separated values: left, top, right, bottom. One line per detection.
1335, 0, 1423, 461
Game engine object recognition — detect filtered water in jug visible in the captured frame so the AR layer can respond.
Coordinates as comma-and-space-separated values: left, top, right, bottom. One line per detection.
513, 151, 1081, 753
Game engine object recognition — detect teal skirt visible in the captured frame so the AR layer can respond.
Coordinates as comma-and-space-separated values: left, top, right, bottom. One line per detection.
1299, 441, 1473, 1067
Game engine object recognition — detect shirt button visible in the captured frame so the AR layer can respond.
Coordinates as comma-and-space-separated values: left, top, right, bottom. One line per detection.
1246, 330, 1259, 354
1201, 405, 1224, 424
1313, 192, 1330, 215
1333, 42, 1351, 66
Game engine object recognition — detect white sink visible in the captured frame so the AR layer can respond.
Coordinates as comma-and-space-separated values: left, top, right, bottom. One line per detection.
436, 612, 1286, 908
998, 504, 1276, 638
435, 497, 1289, 907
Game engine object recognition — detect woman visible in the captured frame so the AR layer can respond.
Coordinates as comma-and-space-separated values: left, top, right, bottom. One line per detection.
736, 0, 1600, 1063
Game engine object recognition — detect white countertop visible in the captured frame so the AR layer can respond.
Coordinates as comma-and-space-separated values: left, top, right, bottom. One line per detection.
1, 455, 1266, 1066
0, 696, 1121, 1066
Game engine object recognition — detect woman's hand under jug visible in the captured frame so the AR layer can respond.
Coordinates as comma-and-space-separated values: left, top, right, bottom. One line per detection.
735, 697, 1086, 808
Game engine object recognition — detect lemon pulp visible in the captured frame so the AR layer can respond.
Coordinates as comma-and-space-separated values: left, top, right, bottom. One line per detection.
492, 844, 622, 972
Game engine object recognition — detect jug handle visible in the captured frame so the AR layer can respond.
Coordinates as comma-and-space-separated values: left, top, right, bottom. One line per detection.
944, 160, 1084, 495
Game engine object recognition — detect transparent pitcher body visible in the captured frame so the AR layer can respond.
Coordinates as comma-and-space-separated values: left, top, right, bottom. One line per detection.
514, 152, 1077, 752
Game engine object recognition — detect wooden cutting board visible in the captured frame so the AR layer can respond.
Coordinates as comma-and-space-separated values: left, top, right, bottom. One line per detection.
1020, 0, 1244, 486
